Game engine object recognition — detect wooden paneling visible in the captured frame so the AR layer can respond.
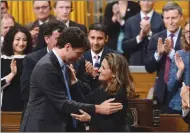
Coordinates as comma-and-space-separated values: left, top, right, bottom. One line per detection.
1, 112, 22, 132
132, 73, 156, 98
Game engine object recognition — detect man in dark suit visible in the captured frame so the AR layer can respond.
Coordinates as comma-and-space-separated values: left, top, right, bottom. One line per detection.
103, 0, 140, 54
20, 27, 123, 132
74, 23, 118, 93
145, 2, 183, 113
20, 21, 66, 118
54, 1, 87, 34
25, 1, 56, 47
122, 1, 165, 65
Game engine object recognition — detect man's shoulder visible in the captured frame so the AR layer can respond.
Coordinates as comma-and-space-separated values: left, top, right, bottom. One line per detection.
152, 29, 166, 39
25, 48, 47, 62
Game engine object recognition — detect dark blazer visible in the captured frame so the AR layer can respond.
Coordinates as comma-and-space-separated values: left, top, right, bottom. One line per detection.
20, 48, 47, 104
122, 11, 165, 65
71, 86, 128, 132
69, 20, 87, 35
20, 51, 95, 132
74, 47, 118, 93
25, 15, 56, 31
144, 29, 181, 112
104, 1, 140, 51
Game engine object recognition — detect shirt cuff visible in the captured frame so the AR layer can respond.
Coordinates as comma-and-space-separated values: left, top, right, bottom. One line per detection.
136, 36, 142, 44
168, 49, 175, 59
182, 108, 190, 117
154, 51, 162, 62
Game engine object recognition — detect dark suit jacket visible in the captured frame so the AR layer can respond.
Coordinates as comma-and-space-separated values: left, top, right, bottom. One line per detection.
25, 15, 56, 31
122, 11, 165, 65
20, 48, 47, 104
20, 51, 95, 132
74, 47, 118, 93
69, 20, 87, 35
104, 1, 140, 51
144, 29, 181, 110
71, 86, 128, 132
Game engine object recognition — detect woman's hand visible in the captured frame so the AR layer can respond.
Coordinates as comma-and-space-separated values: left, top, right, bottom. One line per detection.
71, 109, 91, 122
175, 52, 185, 71
10, 59, 17, 75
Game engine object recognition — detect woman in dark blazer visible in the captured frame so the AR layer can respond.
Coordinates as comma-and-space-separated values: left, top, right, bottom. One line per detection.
167, 19, 190, 113
71, 53, 134, 132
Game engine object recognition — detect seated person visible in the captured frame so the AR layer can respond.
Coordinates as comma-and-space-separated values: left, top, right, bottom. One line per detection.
70, 53, 134, 132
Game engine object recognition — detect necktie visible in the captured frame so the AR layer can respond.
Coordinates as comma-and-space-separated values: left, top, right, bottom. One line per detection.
164, 34, 175, 83
117, 28, 124, 54
94, 55, 100, 68
143, 16, 149, 20
62, 65, 77, 128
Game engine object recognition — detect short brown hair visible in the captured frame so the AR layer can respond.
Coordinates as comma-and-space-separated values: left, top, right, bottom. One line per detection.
181, 18, 190, 51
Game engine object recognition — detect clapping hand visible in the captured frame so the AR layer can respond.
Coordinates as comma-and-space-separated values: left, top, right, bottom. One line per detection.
175, 52, 185, 71
67, 64, 78, 85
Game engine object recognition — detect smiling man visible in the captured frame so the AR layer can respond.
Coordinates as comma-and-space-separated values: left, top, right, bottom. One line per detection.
145, 2, 183, 113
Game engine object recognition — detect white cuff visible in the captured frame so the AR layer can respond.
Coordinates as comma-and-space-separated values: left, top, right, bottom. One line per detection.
182, 108, 190, 117
154, 51, 162, 62
136, 36, 142, 44
168, 49, 175, 60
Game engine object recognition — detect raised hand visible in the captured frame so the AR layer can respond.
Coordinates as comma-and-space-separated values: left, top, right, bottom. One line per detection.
164, 37, 172, 54
67, 64, 78, 85
85, 61, 97, 78
175, 52, 185, 71
157, 37, 165, 56
10, 59, 17, 75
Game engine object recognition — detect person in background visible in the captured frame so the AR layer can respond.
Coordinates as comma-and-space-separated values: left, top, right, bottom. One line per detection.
1, 14, 15, 45
145, 2, 183, 113
25, 0, 56, 47
71, 53, 133, 132
1, 0, 9, 15
167, 19, 190, 114
54, 0, 87, 34
1, 26, 32, 111
122, 0, 165, 65
104, 0, 140, 58
74, 23, 118, 93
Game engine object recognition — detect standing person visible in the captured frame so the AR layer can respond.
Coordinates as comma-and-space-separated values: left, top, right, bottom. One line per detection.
145, 2, 183, 113
20, 21, 66, 121
71, 53, 133, 132
1, 26, 32, 111
74, 23, 118, 93
54, 0, 87, 34
104, 0, 140, 55
20, 27, 123, 132
167, 19, 190, 113
122, 0, 165, 65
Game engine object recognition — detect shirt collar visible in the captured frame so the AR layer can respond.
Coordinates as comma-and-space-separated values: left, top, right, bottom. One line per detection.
38, 18, 49, 25
167, 27, 181, 37
52, 48, 64, 68
65, 20, 70, 27
91, 49, 104, 59
140, 10, 154, 21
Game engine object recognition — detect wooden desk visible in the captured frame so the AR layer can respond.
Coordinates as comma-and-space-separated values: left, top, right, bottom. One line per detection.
1, 112, 22, 132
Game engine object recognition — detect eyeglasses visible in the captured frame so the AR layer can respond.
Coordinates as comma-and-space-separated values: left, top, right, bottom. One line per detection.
34, 6, 49, 11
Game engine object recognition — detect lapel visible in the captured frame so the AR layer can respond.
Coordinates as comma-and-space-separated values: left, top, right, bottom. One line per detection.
49, 51, 65, 84
100, 47, 109, 63
175, 29, 182, 50
135, 13, 141, 34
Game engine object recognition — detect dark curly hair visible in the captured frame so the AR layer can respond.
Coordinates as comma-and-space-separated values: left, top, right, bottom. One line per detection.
2, 26, 32, 56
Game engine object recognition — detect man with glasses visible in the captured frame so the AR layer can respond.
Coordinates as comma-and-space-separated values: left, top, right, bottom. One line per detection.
25, 0, 56, 47
54, 1, 87, 34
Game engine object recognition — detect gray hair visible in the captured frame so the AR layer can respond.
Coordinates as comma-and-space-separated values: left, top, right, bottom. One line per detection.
162, 2, 182, 16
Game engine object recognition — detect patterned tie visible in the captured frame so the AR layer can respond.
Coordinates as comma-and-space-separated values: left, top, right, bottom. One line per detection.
164, 34, 175, 83
62, 65, 77, 128
143, 16, 149, 20
94, 55, 100, 68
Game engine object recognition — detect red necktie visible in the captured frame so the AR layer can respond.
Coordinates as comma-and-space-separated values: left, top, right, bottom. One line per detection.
164, 34, 175, 83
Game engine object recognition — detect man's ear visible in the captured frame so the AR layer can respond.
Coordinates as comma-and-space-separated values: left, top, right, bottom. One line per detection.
64, 43, 72, 51
44, 36, 49, 44
105, 35, 109, 43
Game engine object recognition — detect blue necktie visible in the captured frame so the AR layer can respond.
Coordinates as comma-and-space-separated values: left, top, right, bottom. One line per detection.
62, 65, 77, 129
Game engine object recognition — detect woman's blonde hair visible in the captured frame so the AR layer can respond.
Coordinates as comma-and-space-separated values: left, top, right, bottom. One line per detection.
101, 53, 135, 98
181, 18, 190, 51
